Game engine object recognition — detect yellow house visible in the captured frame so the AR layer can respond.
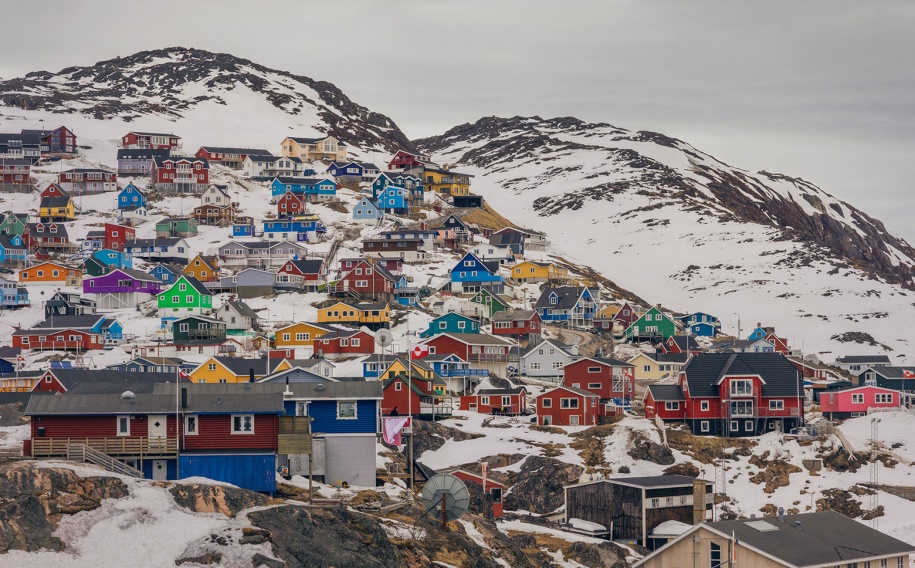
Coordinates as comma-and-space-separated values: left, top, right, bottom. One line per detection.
183, 254, 219, 283
423, 167, 472, 196
274, 322, 337, 349
510, 260, 568, 283
597, 305, 621, 319
280, 135, 347, 162
317, 301, 390, 327
627, 352, 687, 381
39, 196, 75, 221
189, 356, 274, 384
378, 356, 447, 395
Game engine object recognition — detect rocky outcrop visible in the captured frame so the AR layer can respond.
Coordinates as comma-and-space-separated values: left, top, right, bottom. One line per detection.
0, 47, 412, 153
503, 456, 583, 514
0, 461, 128, 552
411, 419, 483, 458
627, 437, 675, 466
165, 482, 270, 517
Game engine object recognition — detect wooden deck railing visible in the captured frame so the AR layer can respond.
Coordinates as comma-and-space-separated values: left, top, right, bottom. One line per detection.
31, 437, 178, 458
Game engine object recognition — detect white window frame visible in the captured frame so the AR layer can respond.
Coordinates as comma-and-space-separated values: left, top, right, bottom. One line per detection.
232, 414, 255, 434
337, 400, 357, 420
117, 415, 131, 436
184, 415, 198, 435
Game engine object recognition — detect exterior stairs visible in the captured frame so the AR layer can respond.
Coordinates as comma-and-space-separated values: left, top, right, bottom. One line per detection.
66, 443, 143, 478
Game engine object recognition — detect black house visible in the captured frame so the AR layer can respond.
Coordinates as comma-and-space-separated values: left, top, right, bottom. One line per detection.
44, 291, 97, 318
564, 475, 713, 548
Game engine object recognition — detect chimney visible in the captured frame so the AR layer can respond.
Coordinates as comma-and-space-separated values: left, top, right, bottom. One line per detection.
181, 387, 188, 409
793, 521, 802, 529
283, 376, 293, 398
692, 479, 706, 524
249, 369, 255, 383
777, 507, 785, 521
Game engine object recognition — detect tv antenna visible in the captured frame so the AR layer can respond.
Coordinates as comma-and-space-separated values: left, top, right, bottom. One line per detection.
421, 473, 470, 530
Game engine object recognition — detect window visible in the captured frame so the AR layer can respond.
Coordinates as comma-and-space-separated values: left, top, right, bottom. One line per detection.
232, 414, 254, 434
700, 420, 710, 432
730, 420, 739, 431
295, 402, 309, 416
560, 398, 579, 409
338, 401, 357, 419
644, 365, 651, 372
700, 400, 710, 411
179, 283, 187, 291
710, 542, 722, 568
394, 382, 402, 391
769, 400, 784, 410
588, 367, 601, 373
208, 363, 216, 371
117, 416, 130, 436
731, 400, 753, 416
852, 393, 864, 404
876, 393, 893, 403
730, 379, 753, 396
530, 362, 541, 370
542, 398, 552, 408
184, 415, 198, 435
665, 402, 679, 410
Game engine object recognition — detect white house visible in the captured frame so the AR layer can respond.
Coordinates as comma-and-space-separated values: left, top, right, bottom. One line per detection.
520, 338, 580, 378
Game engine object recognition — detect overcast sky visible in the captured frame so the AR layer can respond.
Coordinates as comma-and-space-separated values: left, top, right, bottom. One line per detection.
3, 1, 914, 242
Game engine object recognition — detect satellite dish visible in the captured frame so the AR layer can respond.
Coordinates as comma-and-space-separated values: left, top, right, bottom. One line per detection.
421, 473, 470, 526
376, 329, 394, 349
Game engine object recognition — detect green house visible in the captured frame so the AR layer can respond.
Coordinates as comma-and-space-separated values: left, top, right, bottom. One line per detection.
625, 306, 677, 342
81, 257, 110, 277
172, 315, 226, 343
158, 275, 213, 326
0, 213, 29, 237
420, 312, 480, 338
156, 217, 199, 238
469, 288, 509, 318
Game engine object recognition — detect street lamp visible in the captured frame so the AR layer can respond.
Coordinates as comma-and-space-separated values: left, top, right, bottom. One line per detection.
733, 312, 741, 339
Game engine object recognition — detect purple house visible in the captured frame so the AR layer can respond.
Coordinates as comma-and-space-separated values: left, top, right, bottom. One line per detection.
83, 268, 164, 310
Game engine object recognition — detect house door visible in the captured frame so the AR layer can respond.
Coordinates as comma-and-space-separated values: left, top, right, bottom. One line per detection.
151, 459, 168, 481
570, 415, 580, 426
542, 415, 552, 426
148, 415, 167, 450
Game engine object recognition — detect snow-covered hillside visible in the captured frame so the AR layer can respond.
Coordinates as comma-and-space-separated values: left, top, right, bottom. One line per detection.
0, 47, 410, 163
416, 116, 915, 360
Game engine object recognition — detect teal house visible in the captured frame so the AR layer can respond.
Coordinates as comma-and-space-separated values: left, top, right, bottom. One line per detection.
419, 312, 481, 338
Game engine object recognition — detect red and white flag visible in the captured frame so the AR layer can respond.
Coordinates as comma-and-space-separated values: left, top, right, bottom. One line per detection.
17, 355, 24, 362
904, 370, 915, 379
411, 343, 429, 359
623, 368, 633, 380
179, 369, 190, 379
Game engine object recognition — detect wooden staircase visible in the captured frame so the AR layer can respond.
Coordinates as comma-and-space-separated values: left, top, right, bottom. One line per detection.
66, 443, 144, 478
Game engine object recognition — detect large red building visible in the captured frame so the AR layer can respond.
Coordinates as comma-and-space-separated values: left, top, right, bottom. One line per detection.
121, 131, 182, 150
563, 357, 635, 405
421, 333, 514, 377
819, 385, 900, 419
0, 159, 30, 189
646, 353, 804, 437
12, 328, 104, 351
151, 156, 209, 194
387, 150, 432, 171
459, 387, 527, 415
333, 259, 397, 301
536, 386, 600, 426
277, 191, 307, 217
490, 310, 542, 339
382, 374, 448, 417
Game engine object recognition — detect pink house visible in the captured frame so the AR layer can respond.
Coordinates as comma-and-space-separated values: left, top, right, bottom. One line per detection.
820, 386, 899, 419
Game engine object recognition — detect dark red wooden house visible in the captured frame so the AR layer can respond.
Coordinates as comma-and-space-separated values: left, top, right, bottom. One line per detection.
314, 329, 375, 359
333, 259, 397, 301
277, 191, 307, 218
563, 357, 635, 406
535, 386, 599, 426
459, 387, 527, 415
490, 310, 542, 339
105, 223, 136, 251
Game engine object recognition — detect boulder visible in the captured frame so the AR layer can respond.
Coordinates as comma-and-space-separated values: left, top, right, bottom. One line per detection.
503, 456, 583, 514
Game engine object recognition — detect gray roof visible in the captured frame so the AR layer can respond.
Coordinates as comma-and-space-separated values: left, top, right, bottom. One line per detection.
173, 275, 212, 296
491, 310, 537, 322
836, 355, 891, 363
199, 146, 271, 155
39, 196, 72, 208
225, 300, 259, 319
520, 339, 577, 358
682, 353, 801, 397
702, 511, 915, 567
41, 369, 183, 391
287, 380, 381, 399
864, 366, 915, 379
476, 387, 526, 396
209, 356, 273, 376
644, 352, 689, 363
645, 384, 686, 401
607, 474, 702, 488
33, 314, 104, 330
436, 333, 514, 346
109, 268, 162, 282
117, 148, 170, 160
535, 286, 587, 310
546, 385, 599, 398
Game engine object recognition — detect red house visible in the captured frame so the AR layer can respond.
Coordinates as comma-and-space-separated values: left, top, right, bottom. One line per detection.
274, 258, 325, 292
339, 257, 402, 274
563, 357, 635, 405
105, 223, 135, 251
421, 333, 515, 376
789, 357, 833, 381
58, 168, 118, 194
314, 329, 375, 360
0, 159, 30, 188
491, 310, 542, 339
40, 183, 69, 199
658, 335, 701, 356
452, 469, 505, 518
277, 191, 307, 218
12, 328, 104, 351
30, 368, 187, 394
459, 387, 527, 415
195, 147, 271, 169
668, 353, 803, 437
765, 332, 790, 355
387, 150, 432, 171
24, 222, 71, 253
536, 386, 600, 426
819, 386, 900, 419
333, 259, 398, 301
151, 156, 209, 193
643, 384, 688, 421
121, 131, 182, 150
611, 302, 642, 328
382, 374, 448, 417
32, 126, 77, 155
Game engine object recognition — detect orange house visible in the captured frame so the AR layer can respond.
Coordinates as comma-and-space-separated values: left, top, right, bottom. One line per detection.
19, 262, 82, 286
184, 254, 220, 283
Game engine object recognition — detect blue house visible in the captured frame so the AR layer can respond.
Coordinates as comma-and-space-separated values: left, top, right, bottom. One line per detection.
0, 234, 28, 266
394, 275, 419, 306
231, 219, 256, 238
371, 173, 392, 199
148, 263, 183, 286
117, 183, 147, 209
449, 252, 504, 294
353, 197, 381, 221
92, 249, 133, 269
747, 325, 773, 342
373, 172, 424, 202
262, 216, 325, 242
279, 380, 382, 485
534, 286, 597, 327
0, 276, 29, 310
34, 314, 124, 346
378, 185, 409, 214
678, 312, 721, 337
420, 312, 481, 338
270, 177, 337, 201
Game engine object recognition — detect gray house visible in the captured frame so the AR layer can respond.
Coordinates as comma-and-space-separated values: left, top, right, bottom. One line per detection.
216, 300, 260, 332
217, 240, 309, 269
116, 148, 170, 176
520, 338, 580, 378
214, 268, 275, 299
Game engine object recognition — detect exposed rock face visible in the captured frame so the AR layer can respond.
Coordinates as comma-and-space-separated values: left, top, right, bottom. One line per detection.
0, 47, 412, 153
503, 456, 583, 514
412, 419, 484, 458
165, 482, 270, 517
0, 462, 128, 552
566, 540, 630, 568
628, 437, 675, 466
415, 115, 915, 287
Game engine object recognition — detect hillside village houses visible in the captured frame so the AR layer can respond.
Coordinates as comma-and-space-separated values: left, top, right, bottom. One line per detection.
7, 121, 915, 560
